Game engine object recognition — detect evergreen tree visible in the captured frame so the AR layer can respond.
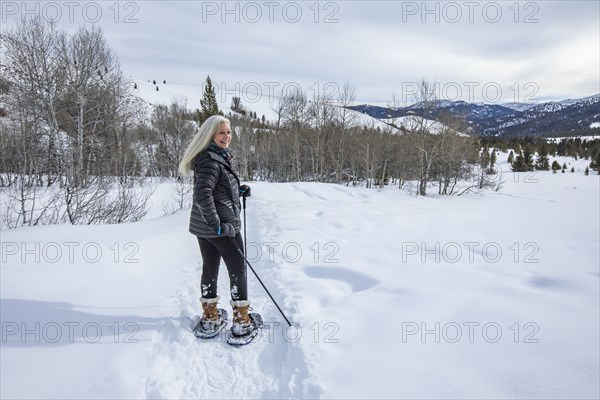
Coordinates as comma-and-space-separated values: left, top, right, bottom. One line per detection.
591, 152, 600, 173
153, 79, 156, 84
490, 149, 497, 170
514, 143, 522, 154
507, 150, 514, 164
585, 166, 589, 175
570, 167, 575, 173
551, 160, 561, 174
198, 75, 221, 124
535, 142, 550, 171
535, 153, 550, 170
523, 145, 535, 171
511, 152, 528, 172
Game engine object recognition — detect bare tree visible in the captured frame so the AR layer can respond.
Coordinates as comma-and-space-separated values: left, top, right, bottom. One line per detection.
333, 81, 358, 182
1, 18, 152, 228
401, 80, 444, 196
307, 89, 336, 181
1, 16, 66, 183
280, 88, 309, 181
151, 99, 197, 177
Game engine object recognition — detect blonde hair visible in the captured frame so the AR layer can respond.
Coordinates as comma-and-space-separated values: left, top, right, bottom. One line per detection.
179, 115, 231, 176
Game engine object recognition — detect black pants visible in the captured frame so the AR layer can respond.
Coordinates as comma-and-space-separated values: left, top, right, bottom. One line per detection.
197, 233, 247, 301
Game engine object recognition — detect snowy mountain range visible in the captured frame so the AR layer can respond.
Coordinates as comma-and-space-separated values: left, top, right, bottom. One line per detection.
347, 94, 600, 137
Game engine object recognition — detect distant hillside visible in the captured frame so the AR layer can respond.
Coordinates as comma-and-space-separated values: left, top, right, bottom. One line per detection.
348, 94, 600, 137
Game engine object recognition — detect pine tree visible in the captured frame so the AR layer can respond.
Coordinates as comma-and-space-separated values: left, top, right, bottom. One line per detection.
198, 75, 221, 124
490, 149, 497, 170
551, 160, 561, 174
523, 145, 535, 171
585, 166, 589, 175
570, 167, 575, 173
153, 79, 156, 85
535, 142, 550, 170
514, 143, 522, 154
507, 150, 514, 164
535, 153, 550, 170
512, 153, 528, 172
591, 152, 600, 173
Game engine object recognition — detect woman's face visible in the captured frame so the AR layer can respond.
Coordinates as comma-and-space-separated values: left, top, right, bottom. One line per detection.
212, 122, 231, 149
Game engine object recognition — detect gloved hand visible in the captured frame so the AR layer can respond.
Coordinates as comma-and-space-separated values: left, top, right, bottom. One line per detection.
219, 222, 236, 238
239, 184, 251, 198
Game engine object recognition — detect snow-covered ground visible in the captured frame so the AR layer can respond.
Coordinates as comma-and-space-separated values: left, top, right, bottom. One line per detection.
1, 155, 599, 399
547, 134, 600, 142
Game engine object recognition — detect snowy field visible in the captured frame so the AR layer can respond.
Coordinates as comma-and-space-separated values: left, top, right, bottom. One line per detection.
1, 155, 599, 399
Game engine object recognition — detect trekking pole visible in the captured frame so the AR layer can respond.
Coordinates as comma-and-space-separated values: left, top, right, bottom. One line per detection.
243, 192, 248, 257
234, 185, 292, 327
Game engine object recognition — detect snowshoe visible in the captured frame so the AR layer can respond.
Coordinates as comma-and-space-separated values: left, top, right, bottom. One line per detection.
226, 313, 263, 346
193, 308, 228, 339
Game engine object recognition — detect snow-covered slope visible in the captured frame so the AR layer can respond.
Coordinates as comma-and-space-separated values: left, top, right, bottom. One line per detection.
1, 156, 599, 399
133, 78, 391, 130
134, 78, 280, 122
379, 115, 468, 136
500, 102, 539, 112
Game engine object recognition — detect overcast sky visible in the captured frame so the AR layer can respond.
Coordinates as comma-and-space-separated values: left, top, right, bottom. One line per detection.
2, 1, 599, 105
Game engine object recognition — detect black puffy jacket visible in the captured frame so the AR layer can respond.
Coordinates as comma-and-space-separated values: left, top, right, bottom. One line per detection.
189, 147, 241, 238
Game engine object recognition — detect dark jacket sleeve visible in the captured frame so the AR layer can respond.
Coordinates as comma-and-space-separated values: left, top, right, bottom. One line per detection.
193, 157, 221, 233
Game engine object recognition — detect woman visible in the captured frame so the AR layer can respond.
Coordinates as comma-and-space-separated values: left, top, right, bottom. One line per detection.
179, 115, 260, 340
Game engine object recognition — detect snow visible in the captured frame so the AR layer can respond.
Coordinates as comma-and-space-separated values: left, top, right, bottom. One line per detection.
590, 122, 600, 129
1, 156, 599, 399
133, 78, 281, 122
559, 93, 600, 106
133, 79, 389, 131
500, 94, 600, 112
500, 102, 539, 112
344, 109, 398, 131
547, 135, 600, 142
382, 115, 468, 136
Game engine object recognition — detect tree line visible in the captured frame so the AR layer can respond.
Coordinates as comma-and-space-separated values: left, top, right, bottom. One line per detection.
220, 81, 482, 197
480, 136, 600, 173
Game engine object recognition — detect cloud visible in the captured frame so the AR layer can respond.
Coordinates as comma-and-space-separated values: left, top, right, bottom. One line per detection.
2, 0, 598, 104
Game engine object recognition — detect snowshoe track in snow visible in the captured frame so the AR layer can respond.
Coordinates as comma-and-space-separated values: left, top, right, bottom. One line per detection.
142, 200, 321, 399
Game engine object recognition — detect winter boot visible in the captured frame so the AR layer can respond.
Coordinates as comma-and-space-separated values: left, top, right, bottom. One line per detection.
227, 300, 263, 346
193, 296, 228, 338
231, 300, 252, 336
